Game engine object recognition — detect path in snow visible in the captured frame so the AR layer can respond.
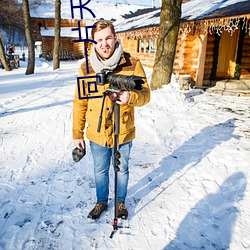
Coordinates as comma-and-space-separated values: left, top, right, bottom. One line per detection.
0, 59, 250, 249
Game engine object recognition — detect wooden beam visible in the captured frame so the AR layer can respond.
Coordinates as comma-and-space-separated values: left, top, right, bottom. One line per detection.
195, 33, 207, 87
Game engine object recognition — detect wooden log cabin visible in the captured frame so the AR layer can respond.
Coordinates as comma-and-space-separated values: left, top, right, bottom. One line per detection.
31, 18, 92, 60
115, 0, 250, 89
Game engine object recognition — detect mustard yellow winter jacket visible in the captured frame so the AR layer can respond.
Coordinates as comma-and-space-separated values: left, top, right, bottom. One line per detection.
72, 52, 150, 148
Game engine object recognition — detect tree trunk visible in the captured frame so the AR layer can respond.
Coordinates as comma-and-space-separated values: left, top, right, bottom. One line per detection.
151, 0, 182, 90
53, 0, 61, 70
22, 0, 35, 75
0, 37, 11, 71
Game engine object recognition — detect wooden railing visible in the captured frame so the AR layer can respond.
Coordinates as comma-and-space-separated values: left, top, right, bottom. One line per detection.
46, 51, 83, 61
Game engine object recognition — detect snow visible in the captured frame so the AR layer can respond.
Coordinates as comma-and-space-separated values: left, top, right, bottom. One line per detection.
40, 27, 89, 38
115, 0, 250, 32
0, 48, 250, 249
115, 9, 160, 33
30, 0, 152, 20
182, 0, 249, 21
31, 0, 154, 38
91, 0, 161, 7
30, 0, 250, 39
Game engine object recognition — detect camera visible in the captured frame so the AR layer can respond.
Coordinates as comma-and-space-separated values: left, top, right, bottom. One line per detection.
96, 70, 144, 90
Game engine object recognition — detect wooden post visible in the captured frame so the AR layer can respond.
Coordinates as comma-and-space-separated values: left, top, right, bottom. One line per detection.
195, 32, 207, 88
144, 38, 146, 54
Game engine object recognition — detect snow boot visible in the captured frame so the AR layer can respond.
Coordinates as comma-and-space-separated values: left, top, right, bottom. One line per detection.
87, 202, 108, 220
117, 202, 128, 219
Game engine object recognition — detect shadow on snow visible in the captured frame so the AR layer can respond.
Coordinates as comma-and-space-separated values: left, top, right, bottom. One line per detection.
164, 172, 247, 249
128, 118, 239, 213
0, 100, 72, 117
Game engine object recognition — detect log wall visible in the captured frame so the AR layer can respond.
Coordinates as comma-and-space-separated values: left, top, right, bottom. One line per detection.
203, 34, 216, 82
173, 34, 199, 81
32, 18, 86, 59
120, 38, 156, 68
240, 34, 250, 79
173, 34, 185, 74
41, 36, 86, 59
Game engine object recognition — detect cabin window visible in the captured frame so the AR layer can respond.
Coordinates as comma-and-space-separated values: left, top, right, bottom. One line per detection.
150, 38, 155, 53
137, 38, 156, 54
137, 39, 144, 53
137, 39, 140, 53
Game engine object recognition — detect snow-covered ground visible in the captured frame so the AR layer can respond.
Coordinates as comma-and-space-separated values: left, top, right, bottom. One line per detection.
0, 49, 250, 250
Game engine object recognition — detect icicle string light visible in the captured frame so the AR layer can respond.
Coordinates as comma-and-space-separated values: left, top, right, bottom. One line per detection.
179, 16, 250, 36
117, 16, 250, 40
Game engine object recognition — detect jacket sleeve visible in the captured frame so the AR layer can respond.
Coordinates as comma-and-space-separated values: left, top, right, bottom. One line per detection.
72, 67, 88, 140
128, 59, 150, 107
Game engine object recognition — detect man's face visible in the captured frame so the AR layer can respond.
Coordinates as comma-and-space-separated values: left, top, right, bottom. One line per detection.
93, 27, 117, 60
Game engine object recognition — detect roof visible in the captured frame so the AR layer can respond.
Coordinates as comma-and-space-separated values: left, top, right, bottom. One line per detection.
115, 0, 250, 33
194, 1, 250, 20
40, 27, 87, 38
30, 0, 151, 20
115, 8, 160, 32
182, 0, 250, 21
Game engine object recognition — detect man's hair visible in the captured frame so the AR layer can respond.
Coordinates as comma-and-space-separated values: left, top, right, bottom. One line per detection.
91, 20, 116, 39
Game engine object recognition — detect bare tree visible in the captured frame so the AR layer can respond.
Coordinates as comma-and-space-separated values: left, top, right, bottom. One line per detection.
0, 37, 11, 71
151, 0, 182, 90
0, 0, 24, 36
53, 0, 61, 70
22, 0, 35, 75
0, 0, 23, 71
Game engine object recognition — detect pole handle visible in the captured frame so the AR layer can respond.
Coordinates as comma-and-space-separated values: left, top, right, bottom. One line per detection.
97, 116, 102, 133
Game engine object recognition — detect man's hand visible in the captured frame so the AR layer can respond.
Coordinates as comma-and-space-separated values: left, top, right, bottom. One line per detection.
74, 139, 85, 149
116, 90, 130, 105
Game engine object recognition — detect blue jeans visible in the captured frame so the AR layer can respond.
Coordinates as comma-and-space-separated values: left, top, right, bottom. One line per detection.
90, 141, 132, 205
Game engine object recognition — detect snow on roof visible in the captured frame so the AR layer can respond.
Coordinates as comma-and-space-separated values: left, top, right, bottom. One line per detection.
40, 26, 93, 38
114, 8, 160, 33
30, 0, 151, 21
115, 0, 250, 33
182, 0, 250, 21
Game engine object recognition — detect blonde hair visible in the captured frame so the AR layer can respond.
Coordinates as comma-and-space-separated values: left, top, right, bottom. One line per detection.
91, 20, 116, 39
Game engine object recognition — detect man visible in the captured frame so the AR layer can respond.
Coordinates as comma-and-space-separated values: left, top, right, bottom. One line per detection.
72, 20, 150, 220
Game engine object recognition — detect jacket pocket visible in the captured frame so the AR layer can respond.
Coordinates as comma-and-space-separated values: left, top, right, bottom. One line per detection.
120, 106, 135, 134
